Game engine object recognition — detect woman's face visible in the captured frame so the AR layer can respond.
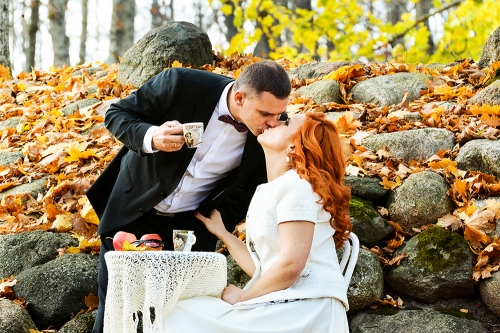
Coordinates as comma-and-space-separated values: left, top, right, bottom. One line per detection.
257, 113, 306, 151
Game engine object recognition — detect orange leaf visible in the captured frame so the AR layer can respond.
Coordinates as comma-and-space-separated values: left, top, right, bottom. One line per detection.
463, 209, 496, 252
84, 292, 99, 310
380, 177, 401, 190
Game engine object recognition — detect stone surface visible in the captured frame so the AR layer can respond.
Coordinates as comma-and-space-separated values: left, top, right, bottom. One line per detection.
289, 61, 357, 79
117, 21, 213, 88
0, 151, 23, 166
478, 26, 500, 69
349, 197, 394, 248
226, 254, 251, 289
0, 176, 48, 200
351, 72, 431, 106
385, 226, 475, 303
58, 310, 97, 333
0, 230, 78, 279
0, 298, 38, 333
467, 80, 500, 105
387, 171, 455, 232
350, 308, 489, 333
362, 128, 455, 163
456, 139, 500, 178
344, 176, 388, 201
345, 248, 384, 313
0, 117, 22, 131
14, 253, 99, 329
296, 79, 343, 104
479, 271, 500, 317
62, 98, 101, 116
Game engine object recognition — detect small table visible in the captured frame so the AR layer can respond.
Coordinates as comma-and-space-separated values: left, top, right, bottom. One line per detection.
104, 251, 227, 333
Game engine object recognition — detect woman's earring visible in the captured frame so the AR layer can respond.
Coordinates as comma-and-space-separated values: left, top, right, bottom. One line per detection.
286, 156, 290, 163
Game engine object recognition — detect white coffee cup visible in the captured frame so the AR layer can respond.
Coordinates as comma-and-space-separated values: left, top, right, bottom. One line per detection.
173, 230, 197, 252
182, 122, 204, 148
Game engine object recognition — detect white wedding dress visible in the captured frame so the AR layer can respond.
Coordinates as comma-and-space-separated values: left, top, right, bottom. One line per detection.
162, 170, 350, 333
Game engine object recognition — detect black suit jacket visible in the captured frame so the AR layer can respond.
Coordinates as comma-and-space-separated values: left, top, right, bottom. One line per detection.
86, 68, 266, 235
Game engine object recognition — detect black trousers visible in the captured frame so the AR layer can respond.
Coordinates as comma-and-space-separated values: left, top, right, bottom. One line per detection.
91, 208, 218, 333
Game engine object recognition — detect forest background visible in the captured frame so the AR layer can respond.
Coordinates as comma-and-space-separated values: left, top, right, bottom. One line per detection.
1, 0, 500, 76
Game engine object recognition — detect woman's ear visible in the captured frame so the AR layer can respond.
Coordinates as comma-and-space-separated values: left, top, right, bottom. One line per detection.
287, 145, 295, 154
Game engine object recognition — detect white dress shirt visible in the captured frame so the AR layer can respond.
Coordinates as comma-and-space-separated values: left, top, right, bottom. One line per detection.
141, 82, 248, 213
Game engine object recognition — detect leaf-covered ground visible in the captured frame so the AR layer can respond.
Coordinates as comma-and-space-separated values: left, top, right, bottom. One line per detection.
0, 53, 499, 292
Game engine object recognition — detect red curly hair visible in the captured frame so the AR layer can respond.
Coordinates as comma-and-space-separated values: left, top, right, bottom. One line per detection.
288, 112, 351, 249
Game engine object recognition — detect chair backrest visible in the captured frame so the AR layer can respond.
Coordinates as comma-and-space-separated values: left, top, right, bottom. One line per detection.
338, 232, 359, 286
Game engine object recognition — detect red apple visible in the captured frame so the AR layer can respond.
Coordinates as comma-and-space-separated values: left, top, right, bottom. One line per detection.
140, 233, 162, 241
112, 231, 137, 251
140, 233, 163, 250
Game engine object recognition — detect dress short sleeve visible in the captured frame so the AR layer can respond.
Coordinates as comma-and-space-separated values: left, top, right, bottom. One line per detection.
275, 172, 322, 224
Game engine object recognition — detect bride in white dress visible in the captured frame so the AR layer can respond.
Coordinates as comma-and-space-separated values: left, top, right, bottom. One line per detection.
163, 112, 353, 332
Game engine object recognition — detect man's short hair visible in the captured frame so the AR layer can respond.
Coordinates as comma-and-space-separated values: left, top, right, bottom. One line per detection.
234, 60, 291, 99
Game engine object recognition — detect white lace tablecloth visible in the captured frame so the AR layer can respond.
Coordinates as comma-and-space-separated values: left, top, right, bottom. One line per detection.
104, 251, 227, 333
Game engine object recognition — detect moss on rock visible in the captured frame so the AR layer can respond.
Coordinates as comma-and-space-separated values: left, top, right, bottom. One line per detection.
415, 226, 469, 273
349, 196, 378, 224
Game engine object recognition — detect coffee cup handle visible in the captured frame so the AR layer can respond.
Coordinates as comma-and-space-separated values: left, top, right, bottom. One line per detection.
188, 234, 196, 245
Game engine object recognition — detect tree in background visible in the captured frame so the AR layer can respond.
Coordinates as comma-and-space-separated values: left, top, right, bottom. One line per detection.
26, 0, 40, 71
216, 0, 500, 64
78, 0, 88, 65
0, 0, 10, 70
151, 0, 173, 28
108, 0, 135, 64
48, 0, 70, 67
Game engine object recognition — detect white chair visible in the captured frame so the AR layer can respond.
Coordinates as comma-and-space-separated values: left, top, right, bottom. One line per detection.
338, 232, 360, 286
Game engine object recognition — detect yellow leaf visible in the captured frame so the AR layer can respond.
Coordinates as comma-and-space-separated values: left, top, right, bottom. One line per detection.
380, 177, 402, 190
49, 108, 63, 117
220, 4, 233, 15
171, 60, 183, 68
80, 198, 99, 225
36, 135, 48, 144
51, 214, 73, 232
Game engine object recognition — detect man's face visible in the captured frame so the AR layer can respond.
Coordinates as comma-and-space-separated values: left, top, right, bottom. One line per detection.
236, 91, 289, 136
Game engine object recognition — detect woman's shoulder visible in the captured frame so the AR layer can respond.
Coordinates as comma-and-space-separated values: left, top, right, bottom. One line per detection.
278, 170, 314, 194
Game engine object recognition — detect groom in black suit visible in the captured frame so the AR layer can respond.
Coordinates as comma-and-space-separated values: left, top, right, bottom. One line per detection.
87, 60, 291, 333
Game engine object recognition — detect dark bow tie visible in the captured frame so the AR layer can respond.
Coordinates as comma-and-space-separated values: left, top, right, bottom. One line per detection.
218, 115, 248, 133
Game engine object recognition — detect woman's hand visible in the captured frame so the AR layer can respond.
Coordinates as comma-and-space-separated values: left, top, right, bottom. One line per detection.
221, 284, 244, 305
194, 209, 227, 239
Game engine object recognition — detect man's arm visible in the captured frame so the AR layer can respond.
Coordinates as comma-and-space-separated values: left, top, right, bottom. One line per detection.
105, 69, 182, 156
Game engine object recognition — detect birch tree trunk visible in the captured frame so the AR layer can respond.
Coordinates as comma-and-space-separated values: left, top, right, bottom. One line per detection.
0, 0, 10, 69
48, 0, 70, 67
26, 0, 40, 71
78, 0, 88, 64
108, 0, 135, 64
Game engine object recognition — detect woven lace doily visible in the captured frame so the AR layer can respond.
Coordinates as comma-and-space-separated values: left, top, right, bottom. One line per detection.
104, 251, 227, 333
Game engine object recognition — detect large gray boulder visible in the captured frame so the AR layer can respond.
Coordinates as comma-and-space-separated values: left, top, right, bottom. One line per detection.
58, 310, 97, 333
345, 248, 384, 313
117, 21, 213, 88
0, 176, 48, 200
467, 80, 500, 105
0, 151, 23, 166
288, 61, 356, 79
62, 98, 101, 116
0, 230, 78, 278
351, 72, 431, 106
0, 298, 38, 333
343, 176, 388, 201
385, 226, 475, 303
479, 271, 500, 317
362, 128, 455, 163
387, 171, 455, 232
349, 196, 394, 248
478, 26, 500, 69
350, 308, 489, 333
14, 253, 99, 329
296, 79, 343, 104
455, 139, 500, 178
